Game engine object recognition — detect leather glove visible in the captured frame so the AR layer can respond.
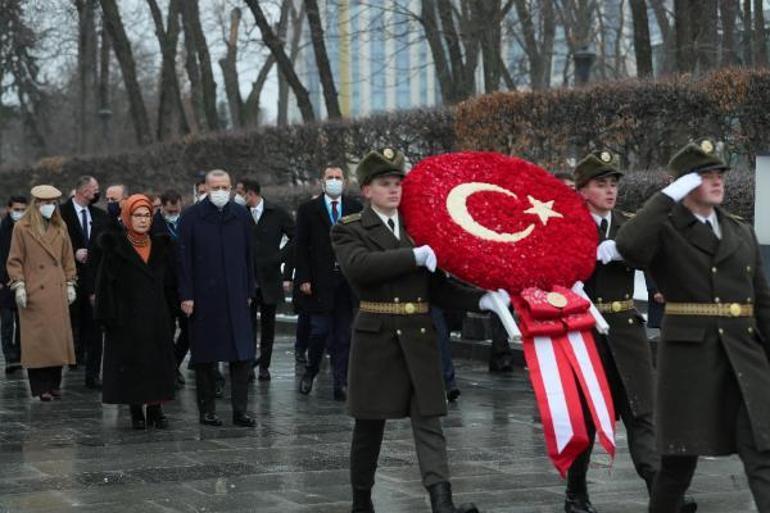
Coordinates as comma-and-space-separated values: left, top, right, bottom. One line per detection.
662, 172, 702, 202
67, 283, 76, 305
12, 282, 26, 309
412, 245, 437, 272
479, 288, 511, 312
596, 240, 623, 264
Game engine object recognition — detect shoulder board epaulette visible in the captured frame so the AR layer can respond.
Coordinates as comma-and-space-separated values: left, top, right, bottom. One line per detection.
620, 210, 636, 218
340, 213, 362, 224
727, 212, 745, 222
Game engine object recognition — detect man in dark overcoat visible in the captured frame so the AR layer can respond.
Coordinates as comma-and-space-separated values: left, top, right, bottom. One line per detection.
242, 178, 295, 381
565, 151, 688, 513
60, 175, 108, 388
0, 195, 27, 374
178, 170, 257, 428
331, 148, 510, 513
616, 139, 770, 513
295, 166, 363, 400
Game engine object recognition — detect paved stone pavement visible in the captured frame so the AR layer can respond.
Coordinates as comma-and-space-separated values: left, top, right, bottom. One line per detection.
0, 335, 757, 513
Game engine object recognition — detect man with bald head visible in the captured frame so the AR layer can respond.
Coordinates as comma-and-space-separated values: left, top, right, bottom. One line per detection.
178, 170, 257, 427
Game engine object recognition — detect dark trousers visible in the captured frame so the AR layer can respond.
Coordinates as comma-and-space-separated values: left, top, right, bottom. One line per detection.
70, 295, 102, 380
650, 402, 770, 513
306, 274, 353, 389
28, 366, 63, 396
172, 313, 190, 368
250, 292, 277, 370
351, 399, 450, 490
0, 307, 21, 364
431, 307, 456, 389
568, 375, 658, 498
194, 361, 250, 416
295, 311, 311, 356
489, 314, 514, 368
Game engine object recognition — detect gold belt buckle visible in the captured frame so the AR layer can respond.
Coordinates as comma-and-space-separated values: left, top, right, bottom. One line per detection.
729, 303, 742, 317
611, 301, 623, 313
404, 303, 416, 314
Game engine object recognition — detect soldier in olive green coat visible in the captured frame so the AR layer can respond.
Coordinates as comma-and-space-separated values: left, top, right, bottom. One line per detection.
615, 139, 770, 513
331, 148, 508, 513
563, 151, 660, 513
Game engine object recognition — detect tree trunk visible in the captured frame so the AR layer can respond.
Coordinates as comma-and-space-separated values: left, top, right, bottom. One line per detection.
75, 0, 99, 153
304, 0, 342, 119
630, 0, 653, 77
243, 55, 275, 127
181, 13, 204, 132
673, 0, 694, 72
148, 0, 189, 140
99, 0, 152, 146
219, 7, 244, 128
743, 0, 753, 66
650, 0, 674, 73
245, 0, 315, 123
180, 0, 219, 130
97, 19, 112, 147
720, 0, 739, 66
695, 0, 719, 72
278, 0, 300, 127
419, 0, 457, 103
754, 0, 768, 66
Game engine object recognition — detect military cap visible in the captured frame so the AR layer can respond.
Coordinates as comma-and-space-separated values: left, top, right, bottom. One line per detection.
30, 185, 62, 200
668, 138, 728, 178
355, 148, 406, 185
574, 150, 623, 189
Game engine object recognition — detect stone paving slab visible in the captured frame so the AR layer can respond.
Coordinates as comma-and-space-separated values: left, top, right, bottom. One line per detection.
0, 335, 758, 512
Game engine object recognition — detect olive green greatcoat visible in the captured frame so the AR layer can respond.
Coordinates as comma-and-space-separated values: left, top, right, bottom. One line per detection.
331, 207, 483, 419
584, 210, 655, 418
616, 193, 770, 456
5, 219, 77, 369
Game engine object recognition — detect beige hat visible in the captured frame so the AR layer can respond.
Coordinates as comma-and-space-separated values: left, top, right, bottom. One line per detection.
30, 185, 62, 200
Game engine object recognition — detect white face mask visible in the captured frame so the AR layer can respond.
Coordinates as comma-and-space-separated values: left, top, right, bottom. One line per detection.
39, 204, 56, 219
324, 179, 343, 198
209, 190, 230, 208
233, 194, 247, 206
164, 213, 179, 224
10, 211, 24, 222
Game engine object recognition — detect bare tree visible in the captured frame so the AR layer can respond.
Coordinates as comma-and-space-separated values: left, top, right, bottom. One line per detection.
304, 0, 341, 118
742, 0, 753, 65
180, 0, 219, 131
245, 0, 315, 122
650, 0, 674, 73
511, 0, 556, 89
97, 20, 111, 146
278, 1, 304, 126
74, 0, 98, 153
753, 0, 768, 66
630, 0, 653, 77
219, 7, 244, 128
99, 0, 152, 146
720, 0, 739, 66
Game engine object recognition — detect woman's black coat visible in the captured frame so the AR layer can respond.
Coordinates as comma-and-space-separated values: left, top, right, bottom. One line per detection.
94, 228, 176, 405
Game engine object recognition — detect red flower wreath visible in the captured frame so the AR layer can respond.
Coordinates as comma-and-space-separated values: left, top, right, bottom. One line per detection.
401, 152, 597, 294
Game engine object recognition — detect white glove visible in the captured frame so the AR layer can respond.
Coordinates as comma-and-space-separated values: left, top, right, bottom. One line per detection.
413, 245, 437, 273
479, 288, 511, 312
662, 172, 703, 202
67, 283, 76, 305
596, 240, 623, 264
12, 283, 27, 309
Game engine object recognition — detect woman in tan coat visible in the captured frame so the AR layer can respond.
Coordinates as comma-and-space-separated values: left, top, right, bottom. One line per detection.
6, 185, 77, 401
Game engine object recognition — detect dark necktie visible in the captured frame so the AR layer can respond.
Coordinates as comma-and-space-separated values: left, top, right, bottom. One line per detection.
705, 220, 718, 240
599, 218, 608, 239
387, 218, 396, 232
80, 208, 89, 242
331, 201, 339, 223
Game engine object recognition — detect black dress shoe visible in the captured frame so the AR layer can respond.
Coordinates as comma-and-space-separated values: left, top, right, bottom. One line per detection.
85, 377, 102, 390
299, 372, 314, 395
258, 368, 271, 381
489, 355, 514, 373
428, 481, 478, 513
564, 493, 598, 513
146, 405, 169, 429
446, 387, 461, 402
333, 386, 347, 402
199, 413, 223, 426
4, 363, 21, 375
248, 369, 256, 384
130, 404, 146, 430
233, 412, 256, 427
680, 496, 697, 513
351, 486, 375, 512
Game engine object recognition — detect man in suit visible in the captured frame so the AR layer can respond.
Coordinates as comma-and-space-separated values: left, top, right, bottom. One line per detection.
0, 195, 27, 374
60, 175, 108, 389
295, 165, 363, 401
152, 190, 187, 386
617, 139, 770, 513
242, 179, 295, 381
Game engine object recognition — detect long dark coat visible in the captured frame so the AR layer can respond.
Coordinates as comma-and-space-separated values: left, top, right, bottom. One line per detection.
0, 215, 17, 309
251, 200, 295, 305
331, 207, 483, 419
295, 195, 363, 314
177, 198, 255, 364
60, 198, 109, 295
616, 192, 770, 456
584, 210, 655, 418
94, 229, 177, 404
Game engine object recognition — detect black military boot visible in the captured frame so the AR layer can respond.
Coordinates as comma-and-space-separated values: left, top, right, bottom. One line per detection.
351, 487, 374, 513
427, 482, 479, 513
564, 492, 598, 513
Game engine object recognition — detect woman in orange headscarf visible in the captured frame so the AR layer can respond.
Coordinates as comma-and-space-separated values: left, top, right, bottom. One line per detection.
94, 194, 177, 429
